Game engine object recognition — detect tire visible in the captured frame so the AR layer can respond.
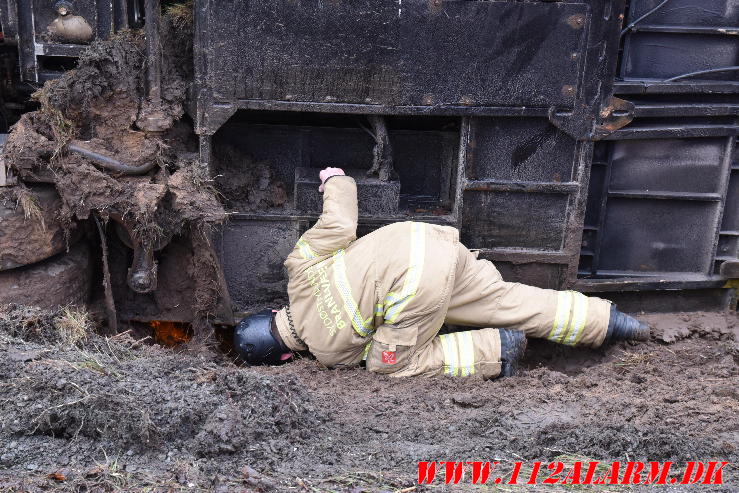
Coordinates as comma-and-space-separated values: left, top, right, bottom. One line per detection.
0, 241, 91, 309
0, 185, 80, 270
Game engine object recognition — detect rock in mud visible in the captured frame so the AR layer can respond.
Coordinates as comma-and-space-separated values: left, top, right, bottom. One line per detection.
0, 242, 91, 309
0, 185, 79, 270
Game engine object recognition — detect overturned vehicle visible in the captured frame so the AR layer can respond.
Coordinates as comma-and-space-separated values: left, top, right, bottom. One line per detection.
0, 0, 736, 343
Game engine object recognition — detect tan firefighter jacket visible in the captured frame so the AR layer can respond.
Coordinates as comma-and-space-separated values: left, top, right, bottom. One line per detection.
275, 175, 461, 374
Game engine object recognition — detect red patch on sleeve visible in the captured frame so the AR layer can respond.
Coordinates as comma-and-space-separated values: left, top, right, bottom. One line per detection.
382, 351, 397, 365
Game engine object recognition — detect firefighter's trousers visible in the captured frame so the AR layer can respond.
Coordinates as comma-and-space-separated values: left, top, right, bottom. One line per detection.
392, 244, 612, 378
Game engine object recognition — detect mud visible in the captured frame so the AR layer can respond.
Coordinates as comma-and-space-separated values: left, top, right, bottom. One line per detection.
0, 330, 319, 489
0, 309, 736, 492
212, 145, 289, 212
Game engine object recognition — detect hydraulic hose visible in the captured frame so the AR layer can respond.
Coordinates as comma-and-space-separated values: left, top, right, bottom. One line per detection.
68, 141, 156, 175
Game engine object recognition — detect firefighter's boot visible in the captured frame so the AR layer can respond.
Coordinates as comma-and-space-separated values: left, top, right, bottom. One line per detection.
605, 305, 650, 342
498, 329, 527, 378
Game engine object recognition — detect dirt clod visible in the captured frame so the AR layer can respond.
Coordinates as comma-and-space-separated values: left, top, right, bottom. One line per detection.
2, 21, 230, 329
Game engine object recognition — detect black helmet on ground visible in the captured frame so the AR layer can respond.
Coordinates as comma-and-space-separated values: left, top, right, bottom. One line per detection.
233, 310, 291, 365
605, 305, 651, 342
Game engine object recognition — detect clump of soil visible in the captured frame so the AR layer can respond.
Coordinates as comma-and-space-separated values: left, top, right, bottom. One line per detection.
0, 185, 78, 270
0, 304, 83, 344
4, 28, 212, 238
213, 145, 288, 211
1, 10, 230, 331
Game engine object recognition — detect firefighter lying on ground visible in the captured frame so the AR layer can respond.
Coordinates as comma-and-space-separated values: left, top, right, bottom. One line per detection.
233, 167, 650, 378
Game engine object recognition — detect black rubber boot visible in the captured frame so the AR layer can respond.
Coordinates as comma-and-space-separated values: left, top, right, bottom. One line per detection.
498, 329, 527, 378
605, 305, 650, 342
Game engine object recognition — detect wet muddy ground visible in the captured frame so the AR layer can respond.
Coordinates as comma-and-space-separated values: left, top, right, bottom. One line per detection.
0, 309, 737, 492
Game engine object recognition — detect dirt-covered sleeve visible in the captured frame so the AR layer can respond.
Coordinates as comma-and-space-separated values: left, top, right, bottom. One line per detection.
295, 176, 358, 258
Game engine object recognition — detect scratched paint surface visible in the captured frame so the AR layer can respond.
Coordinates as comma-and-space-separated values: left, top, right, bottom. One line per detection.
204, 0, 587, 108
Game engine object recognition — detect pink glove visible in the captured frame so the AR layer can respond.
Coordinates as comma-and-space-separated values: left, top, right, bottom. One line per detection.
319, 167, 345, 192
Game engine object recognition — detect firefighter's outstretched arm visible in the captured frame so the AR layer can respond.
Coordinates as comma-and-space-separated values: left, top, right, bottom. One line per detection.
298, 168, 358, 257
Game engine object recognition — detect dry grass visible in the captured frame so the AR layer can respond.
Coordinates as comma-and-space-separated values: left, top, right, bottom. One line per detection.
613, 348, 654, 369
31, 85, 76, 159
165, 0, 194, 31
54, 305, 93, 345
132, 218, 165, 246
14, 186, 46, 231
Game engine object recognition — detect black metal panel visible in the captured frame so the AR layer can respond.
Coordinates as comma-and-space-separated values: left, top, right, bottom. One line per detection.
718, 235, 738, 259
466, 117, 577, 183
215, 220, 296, 312
582, 134, 735, 278
715, 142, 739, 274
456, 114, 584, 290
620, 0, 739, 85
580, 0, 738, 307
627, 0, 739, 27
461, 190, 570, 251
591, 289, 733, 313
204, 0, 586, 110
723, 174, 739, 231
609, 138, 727, 193
599, 198, 719, 273
584, 164, 607, 227
489, 261, 567, 291
622, 33, 739, 81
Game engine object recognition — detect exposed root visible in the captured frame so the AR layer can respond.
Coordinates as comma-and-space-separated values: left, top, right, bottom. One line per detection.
95, 216, 118, 335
